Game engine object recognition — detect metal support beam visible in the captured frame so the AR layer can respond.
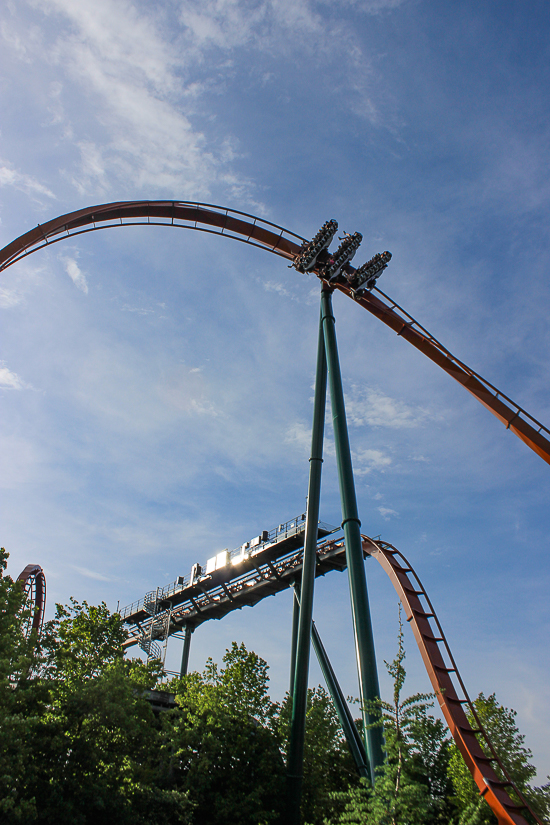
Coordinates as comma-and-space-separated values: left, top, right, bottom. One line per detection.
179, 624, 193, 678
289, 579, 300, 697
292, 585, 370, 779
320, 286, 384, 782
286, 305, 328, 825
312, 620, 370, 779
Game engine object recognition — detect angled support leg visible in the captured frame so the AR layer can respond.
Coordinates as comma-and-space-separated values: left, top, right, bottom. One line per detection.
286, 303, 328, 825
320, 286, 384, 782
289, 580, 300, 697
292, 584, 370, 779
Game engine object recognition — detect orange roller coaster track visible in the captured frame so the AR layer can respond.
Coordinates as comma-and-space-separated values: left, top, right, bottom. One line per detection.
1, 199, 549, 465
2, 201, 549, 823
16, 564, 46, 637
362, 535, 543, 825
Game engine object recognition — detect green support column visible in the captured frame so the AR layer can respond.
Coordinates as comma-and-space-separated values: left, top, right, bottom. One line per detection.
286, 305, 328, 825
179, 624, 193, 678
289, 579, 300, 696
292, 585, 370, 779
320, 286, 384, 782
311, 620, 370, 779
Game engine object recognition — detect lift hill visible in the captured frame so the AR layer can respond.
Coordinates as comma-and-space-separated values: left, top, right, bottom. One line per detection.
120, 513, 336, 649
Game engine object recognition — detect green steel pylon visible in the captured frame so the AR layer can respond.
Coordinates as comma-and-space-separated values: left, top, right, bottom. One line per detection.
286, 304, 328, 824
320, 286, 384, 782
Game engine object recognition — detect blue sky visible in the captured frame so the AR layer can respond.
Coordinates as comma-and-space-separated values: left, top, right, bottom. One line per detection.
2, 0, 550, 779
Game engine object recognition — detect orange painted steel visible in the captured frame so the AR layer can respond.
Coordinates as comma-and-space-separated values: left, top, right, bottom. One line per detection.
361, 535, 543, 825
16, 564, 46, 636
1, 200, 549, 465
335, 283, 550, 467
0, 201, 302, 271
3, 204, 548, 814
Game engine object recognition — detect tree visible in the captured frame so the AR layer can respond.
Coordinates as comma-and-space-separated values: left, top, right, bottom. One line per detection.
0, 582, 192, 825
326, 608, 455, 825
448, 693, 550, 825
277, 684, 359, 825
0, 547, 41, 822
163, 643, 286, 825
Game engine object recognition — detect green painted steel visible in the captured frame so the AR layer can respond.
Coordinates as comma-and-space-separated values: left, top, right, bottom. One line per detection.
179, 624, 193, 678
292, 585, 370, 779
286, 304, 328, 824
289, 581, 300, 696
311, 619, 370, 779
320, 287, 384, 782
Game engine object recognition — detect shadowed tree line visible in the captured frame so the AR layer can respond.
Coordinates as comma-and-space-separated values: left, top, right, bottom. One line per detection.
1, 547, 549, 824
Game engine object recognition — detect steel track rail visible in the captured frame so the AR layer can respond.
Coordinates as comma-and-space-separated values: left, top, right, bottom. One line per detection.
361, 535, 543, 825
16, 564, 46, 635
1, 200, 549, 464
121, 537, 349, 648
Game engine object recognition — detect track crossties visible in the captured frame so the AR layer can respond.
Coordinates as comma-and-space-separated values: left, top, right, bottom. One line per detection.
121, 519, 339, 648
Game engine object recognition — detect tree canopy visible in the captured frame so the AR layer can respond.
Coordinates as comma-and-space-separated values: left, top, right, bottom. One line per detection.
1, 547, 548, 825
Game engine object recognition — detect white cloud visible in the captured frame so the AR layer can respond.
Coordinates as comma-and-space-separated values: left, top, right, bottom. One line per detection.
263, 280, 293, 300
284, 421, 311, 452
346, 385, 431, 429
0, 263, 44, 309
62, 256, 88, 293
0, 287, 23, 309
0, 19, 31, 62
378, 506, 398, 520
121, 304, 154, 315
316, 0, 407, 12
354, 447, 392, 475
0, 159, 56, 201
29, 0, 253, 199
72, 565, 112, 581
0, 363, 29, 390
179, 0, 269, 50
71, 141, 107, 194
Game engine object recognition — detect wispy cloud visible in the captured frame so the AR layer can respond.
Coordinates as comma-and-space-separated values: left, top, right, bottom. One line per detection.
27, 0, 256, 200
284, 421, 311, 452
0, 159, 56, 202
346, 385, 432, 429
0, 363, 30, 390
0, 286, 23, 309
0, 263, 44, 309
61, 256, 88, 294
378, 505, 398, 520
121, 304, 154, 315
316, 0, 408, 12
353, 447, 392, 475
72, 565, 112, 582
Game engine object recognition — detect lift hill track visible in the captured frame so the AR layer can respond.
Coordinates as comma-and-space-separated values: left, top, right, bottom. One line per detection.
121, 514, 336, 649
121, 522, 542, 825
363, 536, 544, 825
2, 202, 547, 824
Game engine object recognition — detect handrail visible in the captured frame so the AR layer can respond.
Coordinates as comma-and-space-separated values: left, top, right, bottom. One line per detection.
362, 535, 543, 825
1, 200, 549, 465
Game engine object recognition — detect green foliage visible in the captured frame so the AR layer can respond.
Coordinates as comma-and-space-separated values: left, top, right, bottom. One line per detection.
163, 643, 285, 825
0, 547, 36, 687
0, 559, 191, 825
0, 548, 41, 822
448, 693, 550, 825
326, 608, 455, 825
39, 598, 130, 683
278, 684, 359, 825
2, 556, 549, 825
